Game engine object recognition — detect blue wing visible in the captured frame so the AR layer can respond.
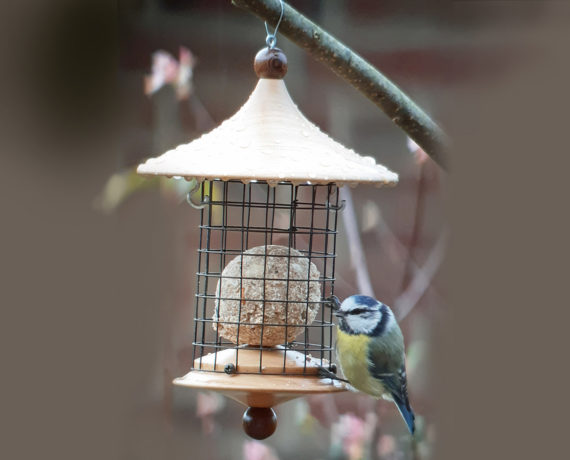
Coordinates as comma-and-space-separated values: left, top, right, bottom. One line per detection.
368, 338, 416, 434
371, 367, 416, 434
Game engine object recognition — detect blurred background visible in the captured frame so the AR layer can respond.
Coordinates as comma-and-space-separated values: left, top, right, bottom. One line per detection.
2, 1, 569, 460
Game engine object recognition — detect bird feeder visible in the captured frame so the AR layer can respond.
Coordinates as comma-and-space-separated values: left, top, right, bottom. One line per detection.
137, 47, 398, 439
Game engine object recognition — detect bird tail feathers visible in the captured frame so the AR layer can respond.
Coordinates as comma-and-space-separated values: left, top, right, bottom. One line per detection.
394, 396, 416, 434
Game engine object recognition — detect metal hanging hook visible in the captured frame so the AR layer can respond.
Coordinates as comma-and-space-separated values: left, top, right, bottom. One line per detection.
264, 0, 284, 49
186, 181, 210, 209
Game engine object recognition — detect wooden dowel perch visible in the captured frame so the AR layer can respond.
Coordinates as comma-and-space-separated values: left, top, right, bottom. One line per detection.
231, 0, 449, 170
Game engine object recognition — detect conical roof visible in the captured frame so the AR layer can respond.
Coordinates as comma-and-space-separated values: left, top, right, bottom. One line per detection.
137, 78, 398, 187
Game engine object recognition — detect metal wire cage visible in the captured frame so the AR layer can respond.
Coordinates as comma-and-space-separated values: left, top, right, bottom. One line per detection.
190, 179, 342, 376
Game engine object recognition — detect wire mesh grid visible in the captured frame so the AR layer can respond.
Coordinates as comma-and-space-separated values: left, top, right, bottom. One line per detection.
191, 179, 341, 375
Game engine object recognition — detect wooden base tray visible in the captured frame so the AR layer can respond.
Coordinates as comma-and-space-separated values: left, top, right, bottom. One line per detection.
174, 349, 347, 407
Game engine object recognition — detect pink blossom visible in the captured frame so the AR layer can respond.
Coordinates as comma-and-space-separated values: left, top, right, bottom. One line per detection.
195, 391, 225, 435
331, 412, 377, 460
306, 394, 339, 428
377, 434, 397, 457
144, 46, 196, 100
243, 441, 280, 460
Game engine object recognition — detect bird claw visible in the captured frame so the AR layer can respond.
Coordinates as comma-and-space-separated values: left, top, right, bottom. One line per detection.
324, 295, 341, 311
317, 365, 350, 383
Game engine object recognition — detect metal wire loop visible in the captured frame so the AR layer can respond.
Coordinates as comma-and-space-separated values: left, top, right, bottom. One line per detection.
327, 199, 346, 211
186, 181, 210, 209
264, 0, 284, 49
266, 35, 277, 49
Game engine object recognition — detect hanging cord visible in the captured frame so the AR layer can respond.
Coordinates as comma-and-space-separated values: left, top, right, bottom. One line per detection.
264, 0, 284, 49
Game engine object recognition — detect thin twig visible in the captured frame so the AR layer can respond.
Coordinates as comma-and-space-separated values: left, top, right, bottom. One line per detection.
340, 187, 375, 297
400, 162, 428, 293
364, 200, 444, 303
394, 229, 447, 321
231, 0, 449, 170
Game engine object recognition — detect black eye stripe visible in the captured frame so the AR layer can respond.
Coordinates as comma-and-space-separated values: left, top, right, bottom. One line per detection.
349, 308, 371, 315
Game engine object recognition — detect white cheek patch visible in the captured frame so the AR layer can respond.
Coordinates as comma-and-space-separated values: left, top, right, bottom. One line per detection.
346, 315, 369, 333
346, 311, 381, 335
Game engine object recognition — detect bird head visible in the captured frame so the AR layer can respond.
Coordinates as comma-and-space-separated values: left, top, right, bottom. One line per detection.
335, 295, 391, 336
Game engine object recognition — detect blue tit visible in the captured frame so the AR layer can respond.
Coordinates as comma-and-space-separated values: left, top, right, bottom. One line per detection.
333, 295, 415, 434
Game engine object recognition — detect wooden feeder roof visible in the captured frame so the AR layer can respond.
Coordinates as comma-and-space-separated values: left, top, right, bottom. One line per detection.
137, 78, 398, 187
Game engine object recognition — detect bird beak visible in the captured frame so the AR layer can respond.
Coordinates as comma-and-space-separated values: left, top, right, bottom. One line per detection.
333, 311, 345, 318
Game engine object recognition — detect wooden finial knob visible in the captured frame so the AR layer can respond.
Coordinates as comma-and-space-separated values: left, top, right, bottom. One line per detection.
254, 48, 288, 79
242, 407, 277, 440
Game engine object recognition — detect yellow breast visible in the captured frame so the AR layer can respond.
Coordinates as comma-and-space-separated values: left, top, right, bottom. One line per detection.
336, 329, 386, 397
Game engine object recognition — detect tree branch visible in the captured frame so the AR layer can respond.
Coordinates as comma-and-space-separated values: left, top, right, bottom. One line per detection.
231, 0, 449, 170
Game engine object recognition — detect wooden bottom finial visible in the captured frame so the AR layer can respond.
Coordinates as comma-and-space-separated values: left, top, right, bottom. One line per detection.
242, 407, 277, 440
